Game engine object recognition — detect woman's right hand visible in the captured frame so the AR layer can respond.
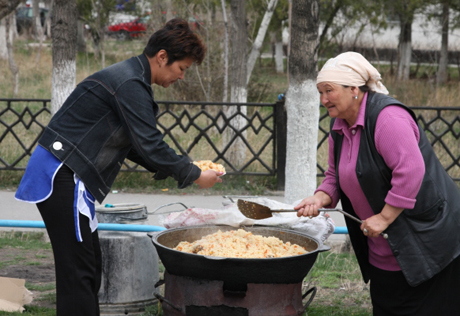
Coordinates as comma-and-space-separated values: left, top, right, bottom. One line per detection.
294, 191, 332, 218
194, 170, 223, 189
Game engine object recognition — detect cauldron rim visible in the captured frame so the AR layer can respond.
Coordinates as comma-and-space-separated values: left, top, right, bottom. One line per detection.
152, 224, 329, 260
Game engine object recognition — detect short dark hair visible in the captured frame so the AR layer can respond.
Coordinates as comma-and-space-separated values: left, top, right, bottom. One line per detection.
143, 18, 206, 65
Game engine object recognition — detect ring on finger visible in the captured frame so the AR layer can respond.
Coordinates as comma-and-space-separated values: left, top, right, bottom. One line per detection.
363, 228, 368, 234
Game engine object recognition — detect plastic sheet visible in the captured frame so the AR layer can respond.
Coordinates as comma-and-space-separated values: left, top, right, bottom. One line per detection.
162, 197, 335, 243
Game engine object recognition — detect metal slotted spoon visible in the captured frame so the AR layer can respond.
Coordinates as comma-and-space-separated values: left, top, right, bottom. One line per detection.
236, 199, 388, 239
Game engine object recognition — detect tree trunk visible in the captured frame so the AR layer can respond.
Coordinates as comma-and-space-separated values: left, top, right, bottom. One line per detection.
33, 0, 45, 63
437, 1, 449, 85
0, 18, 6, 59
223, 0, 248, 168
284, 0, 320, 203
246, 0, 278, 84
51, 0, 77, 114
0, 0, 22, 60
44, 0, 53, 37
204, 0, 212, 100
33, 0, 44, 40
397, 13, 412, 81
77, 20, 87, 53
6, 12, 19, 96
220, 0, 229, 102
275, 41, 283, 73
230, 0, 247, 100
0, 0, 24, 20
165, 0, 173, 22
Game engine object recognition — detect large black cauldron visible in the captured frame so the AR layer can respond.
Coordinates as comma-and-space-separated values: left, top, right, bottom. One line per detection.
151, 225, 330, 284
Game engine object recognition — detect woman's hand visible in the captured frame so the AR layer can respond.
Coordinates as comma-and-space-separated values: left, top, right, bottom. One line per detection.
361, 214, 390, 238
361, 204, 403, 238
194, 170, 223, 189
294, 191, 332, 218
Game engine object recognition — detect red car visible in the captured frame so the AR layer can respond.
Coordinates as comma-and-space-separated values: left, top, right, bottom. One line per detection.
107, 15, 151, 40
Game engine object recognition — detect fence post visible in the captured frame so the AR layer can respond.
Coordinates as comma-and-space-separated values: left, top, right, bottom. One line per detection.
275, 98, 287, 191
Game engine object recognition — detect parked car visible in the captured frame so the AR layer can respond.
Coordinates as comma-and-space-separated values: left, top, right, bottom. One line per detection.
107, 15, 151, 40
16, 6, 49, 35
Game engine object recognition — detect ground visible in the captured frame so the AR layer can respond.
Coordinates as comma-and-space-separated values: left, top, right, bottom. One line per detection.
0, 247, 56, 309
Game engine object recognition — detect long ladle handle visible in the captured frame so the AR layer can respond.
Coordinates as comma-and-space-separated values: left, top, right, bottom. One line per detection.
273, 207, 388, 239
270, 207, 362, 223
321, 208, 389, 240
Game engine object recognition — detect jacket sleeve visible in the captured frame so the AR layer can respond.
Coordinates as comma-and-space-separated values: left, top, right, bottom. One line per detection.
114, 78, 201, 188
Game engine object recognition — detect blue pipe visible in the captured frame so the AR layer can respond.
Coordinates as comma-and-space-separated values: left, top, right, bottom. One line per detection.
0, 219, 349, 234
0, 220, 166, 232
333, 226, 349, 234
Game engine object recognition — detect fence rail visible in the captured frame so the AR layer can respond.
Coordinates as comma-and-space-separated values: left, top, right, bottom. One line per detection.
1, 98, 459, 189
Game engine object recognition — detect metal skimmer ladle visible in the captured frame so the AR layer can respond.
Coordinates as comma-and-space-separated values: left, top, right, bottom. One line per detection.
236, 199, 388, 239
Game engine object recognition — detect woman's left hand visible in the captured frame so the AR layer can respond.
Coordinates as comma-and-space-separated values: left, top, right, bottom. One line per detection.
361, 204, 404, 238
361, 214, 390, 238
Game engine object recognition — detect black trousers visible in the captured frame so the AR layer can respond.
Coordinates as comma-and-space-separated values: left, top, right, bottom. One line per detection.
37, 165, 101, 316
370, 254, 460, 316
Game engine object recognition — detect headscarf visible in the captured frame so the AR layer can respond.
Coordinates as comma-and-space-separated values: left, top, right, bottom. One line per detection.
316, 52, 389, 95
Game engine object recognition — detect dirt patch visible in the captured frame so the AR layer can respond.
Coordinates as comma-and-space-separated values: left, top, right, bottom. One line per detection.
0, 247, 55, 283
0, 247, 56, 309
1, 263, 55, 283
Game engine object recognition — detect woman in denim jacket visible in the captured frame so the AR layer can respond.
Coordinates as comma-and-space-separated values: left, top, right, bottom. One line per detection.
15, 19, 223, 316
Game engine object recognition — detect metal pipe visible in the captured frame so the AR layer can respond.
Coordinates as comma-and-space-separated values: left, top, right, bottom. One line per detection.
0, 219, 349, 234
0, 220, 166, 232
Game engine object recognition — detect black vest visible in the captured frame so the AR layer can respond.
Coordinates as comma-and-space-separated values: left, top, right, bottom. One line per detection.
331, 92, 460, 286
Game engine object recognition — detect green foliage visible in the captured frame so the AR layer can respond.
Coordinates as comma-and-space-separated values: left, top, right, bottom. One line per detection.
309, 252, 363, 287
141, 303, 163, 316
26, 283, 56, 292
305, 251, 372, 315
0, 232, 51, 251
0, 306, 56, 316
308, 306, 371, 316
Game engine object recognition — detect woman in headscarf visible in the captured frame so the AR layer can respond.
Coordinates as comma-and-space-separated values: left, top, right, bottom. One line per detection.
295, 51, 460, 315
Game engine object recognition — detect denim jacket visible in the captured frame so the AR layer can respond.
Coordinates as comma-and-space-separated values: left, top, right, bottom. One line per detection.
38, 54, 201, 203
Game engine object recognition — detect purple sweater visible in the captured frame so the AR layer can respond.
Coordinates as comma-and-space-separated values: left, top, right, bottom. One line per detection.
317, 93, 424, 271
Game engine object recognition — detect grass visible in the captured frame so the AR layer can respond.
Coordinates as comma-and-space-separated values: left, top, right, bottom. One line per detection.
0, 232, 56, 316
0, 307, 56, 316
0, 231, 51, 250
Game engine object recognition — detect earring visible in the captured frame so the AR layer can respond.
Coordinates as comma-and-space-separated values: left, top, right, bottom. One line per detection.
354, 95, 358, 99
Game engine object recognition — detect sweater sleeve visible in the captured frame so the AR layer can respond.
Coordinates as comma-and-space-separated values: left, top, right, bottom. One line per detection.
375, 106, 425, 209
315, 134, 340, 207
